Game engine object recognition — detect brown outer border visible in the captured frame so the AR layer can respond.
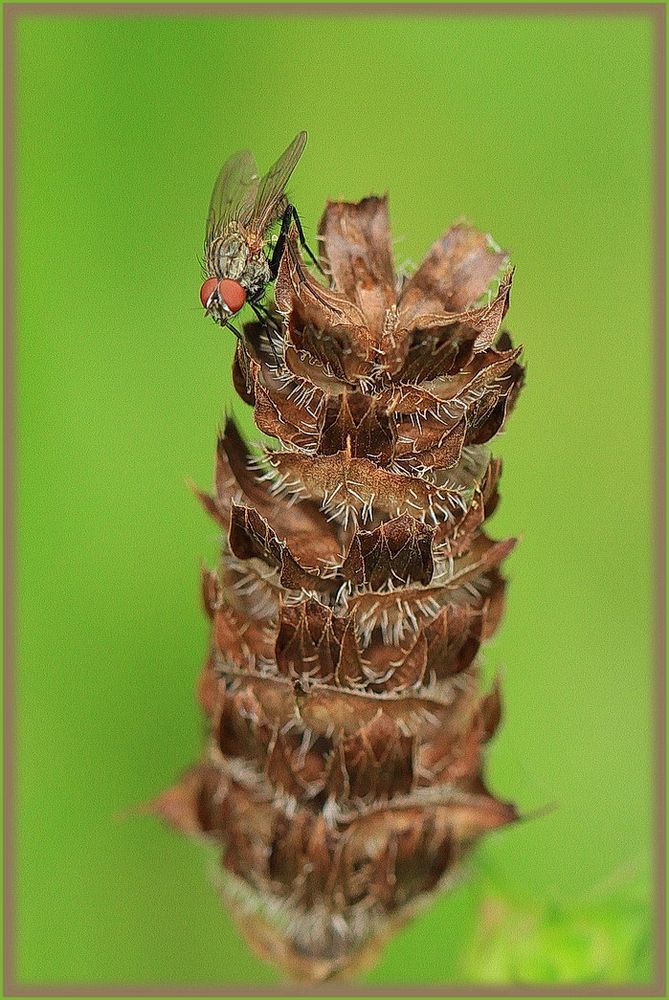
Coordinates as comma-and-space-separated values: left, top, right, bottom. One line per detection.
2, 2, 666, 996
0, 2, 666, 12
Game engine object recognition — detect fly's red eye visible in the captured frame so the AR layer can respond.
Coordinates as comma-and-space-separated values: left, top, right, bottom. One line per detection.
218, 278, 247, 315
200, 277, 218, 309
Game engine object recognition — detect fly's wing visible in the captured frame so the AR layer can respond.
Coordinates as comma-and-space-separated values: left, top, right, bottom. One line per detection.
206, 149, 259, 243
251, 131, 307, 234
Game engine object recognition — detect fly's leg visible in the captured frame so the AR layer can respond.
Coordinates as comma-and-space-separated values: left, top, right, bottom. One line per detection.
289, 204, 324, 273
225, 319, 252, 394
249, 299, 281, 368
252, 298, 281, 332
270, 203, 324, 279
250, 298, 272, 325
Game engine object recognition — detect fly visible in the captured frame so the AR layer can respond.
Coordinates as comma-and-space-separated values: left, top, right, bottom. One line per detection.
199, 130, 320, 339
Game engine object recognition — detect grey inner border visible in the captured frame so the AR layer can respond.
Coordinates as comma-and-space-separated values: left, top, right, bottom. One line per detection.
2, 2, 666, 997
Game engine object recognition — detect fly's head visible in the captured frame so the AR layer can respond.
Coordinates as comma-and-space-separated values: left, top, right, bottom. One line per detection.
200, 277, 248, 326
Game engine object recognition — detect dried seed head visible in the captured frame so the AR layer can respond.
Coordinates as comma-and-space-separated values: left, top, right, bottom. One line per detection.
155, 194, 524, 982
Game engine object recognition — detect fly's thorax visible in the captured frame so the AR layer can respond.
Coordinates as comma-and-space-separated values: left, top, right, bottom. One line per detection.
242, 252, 272, 300
208, 233, 249, 281
206, 233, 271, 300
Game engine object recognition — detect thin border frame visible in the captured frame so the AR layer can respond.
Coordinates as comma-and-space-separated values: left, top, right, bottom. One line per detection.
2, 2, 666, 996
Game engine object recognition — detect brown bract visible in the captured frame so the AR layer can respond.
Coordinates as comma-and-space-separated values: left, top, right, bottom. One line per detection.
154, 197, 525, 982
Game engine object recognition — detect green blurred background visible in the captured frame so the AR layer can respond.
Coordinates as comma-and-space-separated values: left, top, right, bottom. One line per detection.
12, 6, 656, 988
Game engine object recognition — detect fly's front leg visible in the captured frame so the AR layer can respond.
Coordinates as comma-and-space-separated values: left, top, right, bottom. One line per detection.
269, 203, 324, 279
225, 319, 242, 341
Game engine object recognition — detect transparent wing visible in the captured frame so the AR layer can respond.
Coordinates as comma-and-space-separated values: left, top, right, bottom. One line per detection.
206, 149, 259, 241
252, 131, 307, 233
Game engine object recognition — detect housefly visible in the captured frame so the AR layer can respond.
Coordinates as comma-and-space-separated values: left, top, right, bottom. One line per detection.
199, 130, 320, 337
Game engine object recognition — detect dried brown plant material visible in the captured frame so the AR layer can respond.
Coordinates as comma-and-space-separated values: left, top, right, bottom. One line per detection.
154, 195, 524, 982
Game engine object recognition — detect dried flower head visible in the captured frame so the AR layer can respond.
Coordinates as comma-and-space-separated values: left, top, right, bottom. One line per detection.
154, 194, 524, 982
